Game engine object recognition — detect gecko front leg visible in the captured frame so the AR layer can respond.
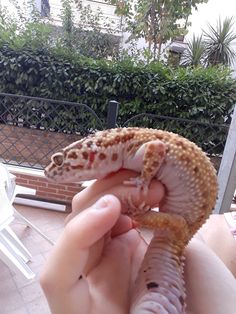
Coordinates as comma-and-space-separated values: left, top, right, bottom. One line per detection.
123, 140, 166, 215
124, 140, 166, 188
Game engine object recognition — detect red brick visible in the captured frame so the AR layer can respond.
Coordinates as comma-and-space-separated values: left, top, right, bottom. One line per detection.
57, 188, 80, 195
37, 187, 57, 194
58, 191, 77, 197
16, 178, 28, 185
36, 177, 48, 182
28, 180, 47, 187
47, 183, 64, 190
21, 183, 39, 190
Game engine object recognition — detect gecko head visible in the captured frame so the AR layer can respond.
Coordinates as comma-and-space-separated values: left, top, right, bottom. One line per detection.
44, 142, 123, 183
44, 147, 95, 183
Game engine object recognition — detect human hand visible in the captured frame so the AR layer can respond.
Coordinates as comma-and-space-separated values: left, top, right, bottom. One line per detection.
40, 170, 165, 314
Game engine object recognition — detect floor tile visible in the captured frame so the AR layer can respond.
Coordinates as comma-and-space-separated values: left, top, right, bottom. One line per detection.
6, 307, 28, 314
0, 204, 66, 313
0, 289, 24, 312
20, 281, 44, 304
26, 296, 50, 314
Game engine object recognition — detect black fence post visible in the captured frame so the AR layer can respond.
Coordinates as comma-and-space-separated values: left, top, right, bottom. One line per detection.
106, 100, 119, 129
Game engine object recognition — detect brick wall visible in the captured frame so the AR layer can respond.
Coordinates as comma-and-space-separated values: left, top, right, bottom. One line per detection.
13, 170, 84, 208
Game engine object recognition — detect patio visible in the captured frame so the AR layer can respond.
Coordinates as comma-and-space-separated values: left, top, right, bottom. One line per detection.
0, 204, 67, 314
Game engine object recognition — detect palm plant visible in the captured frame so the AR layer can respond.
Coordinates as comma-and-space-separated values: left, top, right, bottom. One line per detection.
203, 17, 236, 66
181, 34, 206, 67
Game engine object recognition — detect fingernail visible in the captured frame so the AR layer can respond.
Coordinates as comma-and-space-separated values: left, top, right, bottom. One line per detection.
92, 196, 110, 210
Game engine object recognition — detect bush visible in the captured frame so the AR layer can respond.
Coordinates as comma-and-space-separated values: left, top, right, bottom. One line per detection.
0, 45, 235, 125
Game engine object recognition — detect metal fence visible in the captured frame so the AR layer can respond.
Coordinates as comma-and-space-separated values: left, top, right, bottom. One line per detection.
122, 113, 229, 156
0, 92, 230, 170
0, 93, 113, 169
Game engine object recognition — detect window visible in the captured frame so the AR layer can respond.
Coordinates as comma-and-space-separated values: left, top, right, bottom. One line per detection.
41, 0, 50, 17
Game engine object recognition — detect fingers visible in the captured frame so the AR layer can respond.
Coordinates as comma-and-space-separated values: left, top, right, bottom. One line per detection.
67, 169, 165, 223
87, 229, 146, 309
40, 195, 121, 294
111, 214, 135, 237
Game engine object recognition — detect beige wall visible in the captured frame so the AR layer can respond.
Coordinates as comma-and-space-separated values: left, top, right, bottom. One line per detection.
49, 0, 122, 34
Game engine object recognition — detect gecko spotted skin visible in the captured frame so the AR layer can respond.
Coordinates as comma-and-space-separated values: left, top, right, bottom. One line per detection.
45, 127, 218, 314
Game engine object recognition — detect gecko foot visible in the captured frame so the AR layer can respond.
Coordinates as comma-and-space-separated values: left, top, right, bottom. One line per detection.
123, 176, 149, 195
121, 193, 151, 217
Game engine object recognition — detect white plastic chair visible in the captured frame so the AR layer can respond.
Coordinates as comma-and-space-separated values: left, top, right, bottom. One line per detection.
0, 163, 54, 278
2, 163, 54, 245
0, 183, 35, 279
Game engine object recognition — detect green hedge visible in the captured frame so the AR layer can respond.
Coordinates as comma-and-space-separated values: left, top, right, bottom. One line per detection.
0, 44, 235, 126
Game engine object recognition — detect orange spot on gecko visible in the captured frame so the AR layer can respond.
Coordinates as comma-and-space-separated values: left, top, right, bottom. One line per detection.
153, 161, 160, 168
176, 140, 187, 149
146, 167, 153, 173
82, 151, 88, 160
89, 152, 96, 163
96, 139, 103, 146
180, 155, 191, 163
115, 135, 121, 142
77, 143, 83, 149
158, 150, 165, 158
68, 152, 78, 159
71, 165, 84, 169
99, 153, 106, 160
145, 151, 153, 158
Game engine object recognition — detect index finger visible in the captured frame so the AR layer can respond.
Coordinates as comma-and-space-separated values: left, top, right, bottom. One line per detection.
67, 169, 165, 223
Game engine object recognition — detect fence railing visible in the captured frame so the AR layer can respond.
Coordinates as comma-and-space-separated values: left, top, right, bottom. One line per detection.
0, 93, 117, 169
0, 93, 230, 170
122, 113, 229, 156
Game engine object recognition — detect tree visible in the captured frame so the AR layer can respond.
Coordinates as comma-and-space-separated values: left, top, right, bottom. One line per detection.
203, 16, 236, 66
60, 0, 75, 49
0, 0, 52, 49
0, 0, 120, 59
59, 0, 120, 59
105, 0, 209, 60
181, 34, 205, 67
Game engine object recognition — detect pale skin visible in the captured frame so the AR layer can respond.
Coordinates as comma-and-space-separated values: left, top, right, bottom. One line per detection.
40, 170, 236, 314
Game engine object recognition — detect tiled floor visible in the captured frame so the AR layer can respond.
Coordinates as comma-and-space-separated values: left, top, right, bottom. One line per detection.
0, 205, 67, 314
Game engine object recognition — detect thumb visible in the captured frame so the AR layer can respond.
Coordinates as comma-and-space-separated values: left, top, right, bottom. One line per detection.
41, 195, 121, 292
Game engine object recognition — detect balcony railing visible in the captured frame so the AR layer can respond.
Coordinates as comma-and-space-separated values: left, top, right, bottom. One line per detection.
0, 93, 229, 171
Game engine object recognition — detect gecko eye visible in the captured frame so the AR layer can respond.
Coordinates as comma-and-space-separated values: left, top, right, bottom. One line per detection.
52, 152, 64, 166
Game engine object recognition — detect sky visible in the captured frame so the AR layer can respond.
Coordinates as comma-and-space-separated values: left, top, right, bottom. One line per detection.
187, 0, 236, 38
